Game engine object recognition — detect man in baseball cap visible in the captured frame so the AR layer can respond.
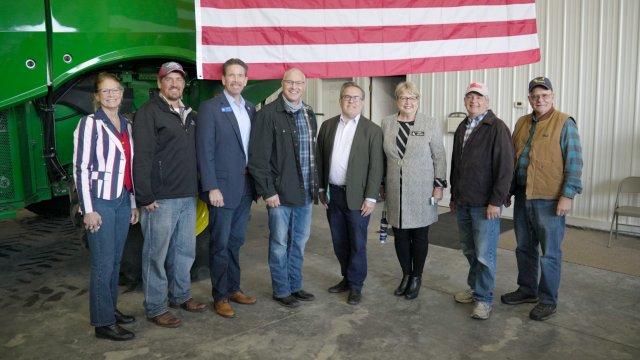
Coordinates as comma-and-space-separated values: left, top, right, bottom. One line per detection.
134, 61, 207, 328
501, 76, 583, 321
449, 81, 514, 320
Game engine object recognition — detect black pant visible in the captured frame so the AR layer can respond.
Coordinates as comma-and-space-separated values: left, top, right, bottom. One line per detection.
393, 226, 430, 276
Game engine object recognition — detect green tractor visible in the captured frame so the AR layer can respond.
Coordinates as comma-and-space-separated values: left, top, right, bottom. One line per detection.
0, 0, 280, 281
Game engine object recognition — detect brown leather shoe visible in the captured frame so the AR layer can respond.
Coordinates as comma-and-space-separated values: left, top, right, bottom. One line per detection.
229, 290, 257, 305
213, 299, 235, 318
147, 311, 181, 328
169, 298, 207, 313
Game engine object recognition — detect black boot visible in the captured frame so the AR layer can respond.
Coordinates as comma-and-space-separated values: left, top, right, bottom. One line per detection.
393, 275, 411, 296
405, 276, 422, 300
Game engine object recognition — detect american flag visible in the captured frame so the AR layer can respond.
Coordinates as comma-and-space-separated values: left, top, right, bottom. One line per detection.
195, 0, 540, 80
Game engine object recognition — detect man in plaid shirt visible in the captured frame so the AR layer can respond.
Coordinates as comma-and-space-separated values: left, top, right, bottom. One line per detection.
501, 77, 583, 321
248, 68, 319, 308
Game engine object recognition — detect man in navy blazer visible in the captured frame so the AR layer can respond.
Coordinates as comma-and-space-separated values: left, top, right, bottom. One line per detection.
317, 81, 384, 305
196, 58, 257, 318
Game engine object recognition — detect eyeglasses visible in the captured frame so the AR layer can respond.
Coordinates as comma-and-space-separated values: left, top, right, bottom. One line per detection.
528, 93, 553, 101
341, 95, 362, 102
464, 94, 485, 101
398, 96, 418, 102
283, 80, 305, 87
99, 88, 123, 95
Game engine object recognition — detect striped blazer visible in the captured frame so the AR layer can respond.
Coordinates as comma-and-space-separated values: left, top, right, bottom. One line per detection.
73, 108, 136, 214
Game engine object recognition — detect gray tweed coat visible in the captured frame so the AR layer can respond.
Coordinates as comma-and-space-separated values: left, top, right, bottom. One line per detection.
381, 112, 447, 229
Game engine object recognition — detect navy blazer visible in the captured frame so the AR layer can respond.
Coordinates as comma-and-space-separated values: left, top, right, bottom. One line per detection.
196, 93, 257, 209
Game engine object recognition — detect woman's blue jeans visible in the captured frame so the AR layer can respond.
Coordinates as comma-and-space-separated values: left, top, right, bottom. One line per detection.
87, 191, 131, 326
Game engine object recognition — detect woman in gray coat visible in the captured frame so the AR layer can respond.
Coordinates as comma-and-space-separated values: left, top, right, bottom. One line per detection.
381, 81, 447, 299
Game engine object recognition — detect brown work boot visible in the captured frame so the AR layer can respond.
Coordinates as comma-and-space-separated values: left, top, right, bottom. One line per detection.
229, 290, 257, 305
147, 311, 182, 328
213, 299, 236, 318
169, 298, 207, 313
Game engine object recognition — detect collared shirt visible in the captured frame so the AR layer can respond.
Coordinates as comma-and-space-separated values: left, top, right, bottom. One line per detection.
329, 114, 360, 186
223, 90, 251, 164
515, 113, 583, 198
463, 111, 488, 148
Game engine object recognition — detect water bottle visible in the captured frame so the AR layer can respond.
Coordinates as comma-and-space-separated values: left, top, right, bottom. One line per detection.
379, 210, 388, 243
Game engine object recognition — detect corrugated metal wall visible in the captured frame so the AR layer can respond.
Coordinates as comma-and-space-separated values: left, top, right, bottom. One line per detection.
401, 0, 640, 231
305, 0, 640, 231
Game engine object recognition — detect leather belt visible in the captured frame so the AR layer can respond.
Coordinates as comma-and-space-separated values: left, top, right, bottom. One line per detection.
329, 184, 347, 191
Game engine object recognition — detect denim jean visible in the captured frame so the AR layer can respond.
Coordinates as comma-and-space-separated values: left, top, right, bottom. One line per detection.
513, 188, 565, 305
87, 191, 131, 326
326, 187, 370, 290
208, 194, 253, 301
141, 197, 196, 318
267, 202, 312, 297
456, 204, 500, 303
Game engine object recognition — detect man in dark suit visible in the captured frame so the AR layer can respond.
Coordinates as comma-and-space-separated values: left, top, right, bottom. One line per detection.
196, 58, 257, 318
317, 81, 384, 305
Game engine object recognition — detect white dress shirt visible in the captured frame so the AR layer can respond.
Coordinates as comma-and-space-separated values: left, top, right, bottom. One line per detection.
329, 114, 360, 186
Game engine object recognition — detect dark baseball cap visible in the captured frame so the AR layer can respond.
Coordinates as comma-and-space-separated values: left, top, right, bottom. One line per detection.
528, 77, 553, 93
158, 62, 186, 78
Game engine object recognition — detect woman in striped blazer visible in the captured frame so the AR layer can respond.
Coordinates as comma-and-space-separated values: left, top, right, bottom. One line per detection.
73, 72, 139, 341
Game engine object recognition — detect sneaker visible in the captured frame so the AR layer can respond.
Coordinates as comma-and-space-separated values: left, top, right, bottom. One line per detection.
501, 290, 539, 305
454, 288, 475, 303
471, 301, 492, 320
529, 303, 556, 321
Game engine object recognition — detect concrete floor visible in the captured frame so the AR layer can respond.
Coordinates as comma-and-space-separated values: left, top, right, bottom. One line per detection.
1, 205, 639, 360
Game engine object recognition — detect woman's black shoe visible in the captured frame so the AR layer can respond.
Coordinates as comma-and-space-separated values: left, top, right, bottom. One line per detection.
393, 275, 410, 296
95, 324, 135, 341
115, 309, 136, 324
405, 276, 422, 300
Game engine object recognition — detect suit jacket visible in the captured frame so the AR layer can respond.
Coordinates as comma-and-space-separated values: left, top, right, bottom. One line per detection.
381, 113, 447, 228
317, 114, 384, 211
196, 93, 256, 209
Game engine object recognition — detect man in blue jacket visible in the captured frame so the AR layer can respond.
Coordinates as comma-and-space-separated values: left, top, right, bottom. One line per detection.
196, 58, 257, 318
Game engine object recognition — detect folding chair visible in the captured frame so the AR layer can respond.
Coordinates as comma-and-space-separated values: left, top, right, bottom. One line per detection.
608, 176, 640, 247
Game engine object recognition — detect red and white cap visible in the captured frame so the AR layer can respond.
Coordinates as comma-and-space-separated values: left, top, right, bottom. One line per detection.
465, 82, 489, 97
158, 62, 186, 78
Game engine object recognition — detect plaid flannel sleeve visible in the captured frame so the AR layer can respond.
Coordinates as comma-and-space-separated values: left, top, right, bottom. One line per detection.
560, 118, 583, 198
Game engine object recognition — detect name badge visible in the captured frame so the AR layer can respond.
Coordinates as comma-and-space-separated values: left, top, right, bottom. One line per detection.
221, 107, 232, 112
410, 131, 425, 136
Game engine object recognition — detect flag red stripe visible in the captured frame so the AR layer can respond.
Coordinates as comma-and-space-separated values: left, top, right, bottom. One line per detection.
200, 0, 535, 10
201, 49, 541, 80
201, 20, 537, 46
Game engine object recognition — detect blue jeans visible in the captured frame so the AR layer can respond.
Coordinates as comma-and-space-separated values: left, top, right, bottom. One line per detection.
513, 188, 565, 305
267, 202, 312, 297
456, 204, 500, 303
141, 197, 196, 318
87, 191, 131, 326
208, 194, 253, 301
327, 187, 370, 290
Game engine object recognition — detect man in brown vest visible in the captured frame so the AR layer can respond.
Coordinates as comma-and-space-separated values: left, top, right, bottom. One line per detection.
501, 77, 583, 321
